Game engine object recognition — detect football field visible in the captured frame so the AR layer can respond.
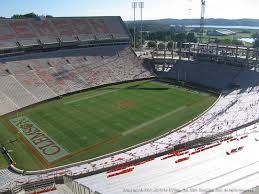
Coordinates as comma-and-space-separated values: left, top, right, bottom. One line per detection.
0, 80, 217, 170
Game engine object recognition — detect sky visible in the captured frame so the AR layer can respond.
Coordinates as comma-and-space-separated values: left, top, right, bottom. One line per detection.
1, 0, 259, 21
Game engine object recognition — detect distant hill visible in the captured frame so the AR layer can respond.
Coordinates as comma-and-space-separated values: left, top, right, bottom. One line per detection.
126, 18, 259, 27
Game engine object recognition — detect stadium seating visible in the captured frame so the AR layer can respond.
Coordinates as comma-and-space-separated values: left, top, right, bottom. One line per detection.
0, 75, 38, 108
51, 19, 77, 43
0, 45, 153, 115
32, 64, 73, 96
47, 58, 88, 92
3, 44, 259, 186
0, 21, 18, 49
0, 170, 20, 189
0, 17, 130, 50
16, 71, 57, 101
159, 61, 241, 90
4, 61, 56, 101
8, 20, 40, 47
0, 16, 148, 192
0, 63, 10, 76
8, 20, 36, 38
0, 91, 18, 115
31, 20, 59, 45
2, 15, 259, 194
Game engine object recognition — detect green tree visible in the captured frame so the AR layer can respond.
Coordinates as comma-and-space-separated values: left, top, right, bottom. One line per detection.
158, 43, 165, 50
186, 32, 197, 43
147, 41, 157, 48
148, 31, 176, 41
175, 33, 186, 43
231, 39, 244, 46
11, 12, 38, 19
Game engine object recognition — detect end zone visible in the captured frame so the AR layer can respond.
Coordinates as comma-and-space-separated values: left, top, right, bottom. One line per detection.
10, 116, 68, 163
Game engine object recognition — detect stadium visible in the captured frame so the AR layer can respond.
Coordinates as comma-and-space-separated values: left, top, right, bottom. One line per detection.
0, 9, 259, 194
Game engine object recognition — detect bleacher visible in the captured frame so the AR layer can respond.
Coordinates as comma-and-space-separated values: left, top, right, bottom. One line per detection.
51, 19, 77, 43
48, 58, 88, 92
0, 92, 17, 115
158, 61, 241, 90
0, 14, 154, 193
0, 75, 38, 108
31, 20, 59, 46
2, 45, 259, 193
8, 20, 40, 47
0, 21, 18, 50
0, 45, 154, 116
0, 169, 20, 189
16, 71, 57, 101
0, 16, 130, 51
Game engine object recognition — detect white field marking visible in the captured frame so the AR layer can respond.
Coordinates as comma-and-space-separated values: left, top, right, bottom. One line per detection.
122, 106, 187, 136
64, 89, 119, 105
64, 82, 150, 105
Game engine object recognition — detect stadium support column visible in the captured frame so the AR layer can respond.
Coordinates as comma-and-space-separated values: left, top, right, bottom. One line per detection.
216, 44, 219, 62
164, 44, 166, 71
199, 0, 206, 43
235, 46, 238, 63
139, 2, 144, 49
188, 42, 191, 61
256, 48, 259, 71
171, 42, 174, 60
246, 47, 249, 69
132, 2, 138, 49
179, 42, 182, 61
225, 45, 228, 64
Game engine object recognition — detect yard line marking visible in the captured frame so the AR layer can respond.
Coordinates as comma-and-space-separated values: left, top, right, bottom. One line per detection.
64, 81, 165, 105
64, 89, 118, 105
122, 106, 187, 136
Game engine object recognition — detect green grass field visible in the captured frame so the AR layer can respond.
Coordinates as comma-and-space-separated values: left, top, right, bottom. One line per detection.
0, 80, 217, 170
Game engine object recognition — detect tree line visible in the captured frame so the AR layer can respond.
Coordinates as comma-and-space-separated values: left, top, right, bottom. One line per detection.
128, 28, 198, 49
0, 12, 53, 19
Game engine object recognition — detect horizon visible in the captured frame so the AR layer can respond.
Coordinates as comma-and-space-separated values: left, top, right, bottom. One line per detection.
125, 18, 259, 22
1, 0, 259, 21
2, 14, 259, 22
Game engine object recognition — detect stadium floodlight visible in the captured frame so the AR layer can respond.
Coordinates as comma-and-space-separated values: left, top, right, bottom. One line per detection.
139, 2, 144, 49
132, 2, 138, 49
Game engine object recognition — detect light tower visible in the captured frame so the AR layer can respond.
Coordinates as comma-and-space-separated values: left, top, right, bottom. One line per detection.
199, 0, 206, 43
139, 2, 144, 48
132, 2, 138, 49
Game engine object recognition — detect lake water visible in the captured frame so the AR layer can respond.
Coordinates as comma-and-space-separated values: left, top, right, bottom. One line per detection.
181, 25, 259, 30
